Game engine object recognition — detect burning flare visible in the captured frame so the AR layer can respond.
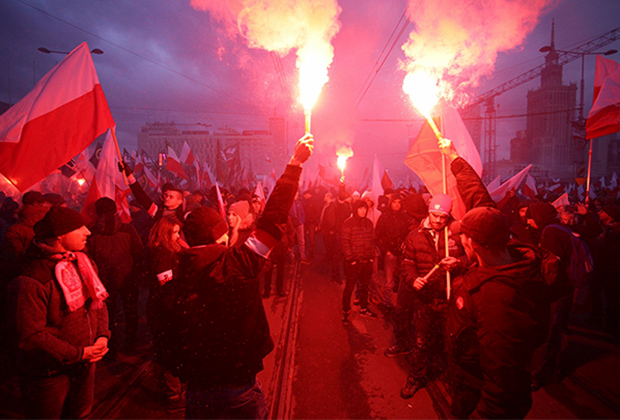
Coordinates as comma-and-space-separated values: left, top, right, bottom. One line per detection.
336, 145, 353, 181
191, 0, 342, 132
401, 0, 554, 109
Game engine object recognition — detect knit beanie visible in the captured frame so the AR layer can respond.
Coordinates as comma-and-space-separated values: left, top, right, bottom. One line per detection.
34, 206, 85, 239
95, 197, 117, 216
452, 206, 510, 248
402, 193, 428, 220
526, 202, 558, 229
228, 200, 250, 220
43, 193, 66, 207
184, 206, 229, 246
428, 193, 453, 215
22, 191, 45, 206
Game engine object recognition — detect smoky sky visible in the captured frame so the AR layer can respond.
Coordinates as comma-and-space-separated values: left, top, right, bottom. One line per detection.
1, 0, 619, 184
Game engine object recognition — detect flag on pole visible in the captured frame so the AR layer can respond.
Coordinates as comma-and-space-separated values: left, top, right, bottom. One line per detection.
486, 175, 501, 191
81, 128, 131, 224
166, 145, 188, 180
0, 42, 114, 191
489, 165, 532, 203
552, 193, 570, 208
586, 56, 620, 139
180, 141, 195, 165
215, 183, 226, 220
522, 174, 538, 199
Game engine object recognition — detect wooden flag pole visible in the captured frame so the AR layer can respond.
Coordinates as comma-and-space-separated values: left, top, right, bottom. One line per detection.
110, 128, 128, 185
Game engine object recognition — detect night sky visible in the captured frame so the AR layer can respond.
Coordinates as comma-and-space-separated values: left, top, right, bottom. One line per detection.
1, 0, 619, 184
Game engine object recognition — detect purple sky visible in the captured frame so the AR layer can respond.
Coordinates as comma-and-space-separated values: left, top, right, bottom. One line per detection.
1, 0, 619, 184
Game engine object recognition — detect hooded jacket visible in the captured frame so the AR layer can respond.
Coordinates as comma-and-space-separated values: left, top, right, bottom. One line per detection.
375, 202, 412, 256
341, 201, 375, 262
447, 157, 555, 419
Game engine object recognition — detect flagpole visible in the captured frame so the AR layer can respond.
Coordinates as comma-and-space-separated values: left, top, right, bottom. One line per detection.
424, 114, 451, 300
110, 128, 128, 185
585, 139, 593, 206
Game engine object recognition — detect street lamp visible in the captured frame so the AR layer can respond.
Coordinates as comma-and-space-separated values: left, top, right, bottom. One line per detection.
38, 47, 104, 55
539, 45, 617, 204
539, 46, 617, 121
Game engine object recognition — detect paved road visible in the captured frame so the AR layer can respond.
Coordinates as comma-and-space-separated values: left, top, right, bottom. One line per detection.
2, 252, 620, 419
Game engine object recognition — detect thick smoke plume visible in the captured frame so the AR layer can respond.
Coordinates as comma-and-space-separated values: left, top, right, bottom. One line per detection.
191, 0, 341, 109
402, 0, 557, 106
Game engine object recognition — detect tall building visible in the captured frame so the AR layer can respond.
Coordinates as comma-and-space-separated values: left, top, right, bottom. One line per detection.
137, 117, 286, 182
525, 25, 577, 181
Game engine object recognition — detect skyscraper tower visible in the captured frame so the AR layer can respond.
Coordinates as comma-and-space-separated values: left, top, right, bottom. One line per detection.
526, 21, 577, 180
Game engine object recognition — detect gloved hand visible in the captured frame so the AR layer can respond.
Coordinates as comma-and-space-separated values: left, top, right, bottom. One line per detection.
118, 161, 133, 176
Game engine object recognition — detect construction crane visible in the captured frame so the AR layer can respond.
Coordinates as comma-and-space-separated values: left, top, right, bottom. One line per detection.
467, 25, 620, 179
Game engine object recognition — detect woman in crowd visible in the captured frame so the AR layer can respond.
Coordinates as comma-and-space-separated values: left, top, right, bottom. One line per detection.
146, 216, 187, 414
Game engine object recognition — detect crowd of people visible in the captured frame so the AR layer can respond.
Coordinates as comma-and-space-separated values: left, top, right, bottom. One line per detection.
0, 134, 619, 419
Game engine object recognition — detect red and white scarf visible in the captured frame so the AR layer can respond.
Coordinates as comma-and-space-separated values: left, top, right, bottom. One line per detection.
53, 252, 109, 312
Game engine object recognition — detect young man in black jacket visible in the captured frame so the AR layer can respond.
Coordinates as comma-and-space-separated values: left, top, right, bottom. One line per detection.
440, 142, 554, 419
153, 134, 313, 420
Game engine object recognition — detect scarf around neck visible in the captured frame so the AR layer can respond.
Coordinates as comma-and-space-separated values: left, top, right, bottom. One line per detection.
52, 251, 109, 312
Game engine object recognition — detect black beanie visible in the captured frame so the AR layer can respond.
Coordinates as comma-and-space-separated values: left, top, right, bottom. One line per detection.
526, 202, 558, 229
184, 207, 229, 246
95, 197, 117, 216
34, 206, 85, 239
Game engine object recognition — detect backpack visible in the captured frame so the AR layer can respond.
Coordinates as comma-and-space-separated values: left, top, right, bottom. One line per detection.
543, 224, 594, 290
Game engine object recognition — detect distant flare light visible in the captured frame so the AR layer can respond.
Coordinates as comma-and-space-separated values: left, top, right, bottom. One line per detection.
336, 146, 353, 182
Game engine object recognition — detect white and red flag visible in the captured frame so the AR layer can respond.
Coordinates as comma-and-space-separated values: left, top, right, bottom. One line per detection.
586, 56, 620, 139
405, 104, 482, 219
489, 165, 532, 203
552, 193, 570, 208
522, 174, 538, 200
81, 128, 131, 225
166, 145, 188, 180
0, 42, 114, 191
180, 141, 195, 166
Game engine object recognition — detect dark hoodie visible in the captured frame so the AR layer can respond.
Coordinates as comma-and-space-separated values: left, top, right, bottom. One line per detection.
527, 202, 572, 293
87, 214, 144, 291
447, 241, 555, 419
341, 200, 375, 262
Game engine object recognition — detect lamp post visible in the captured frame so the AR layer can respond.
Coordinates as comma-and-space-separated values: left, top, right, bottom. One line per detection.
539, 46, 617, 203
38, 47, 104, 55
539, 46, 617, 124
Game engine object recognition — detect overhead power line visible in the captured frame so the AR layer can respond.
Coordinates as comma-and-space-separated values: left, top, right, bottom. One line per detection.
17, 0, 262, 112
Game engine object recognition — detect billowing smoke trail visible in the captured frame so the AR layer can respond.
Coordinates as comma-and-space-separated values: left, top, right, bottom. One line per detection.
402, 0, 557, 110
190, 0, 341, 113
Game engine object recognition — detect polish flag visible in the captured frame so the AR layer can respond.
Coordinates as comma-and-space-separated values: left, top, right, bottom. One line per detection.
0, 42, 114, 191
586, 56, 620, 139
489, 165, 531, 203
404, 104, 482, 219
370, 155, 385, 206
166, 146, 188, 180
215, 183, 226, 219
552, 193, 570, 208
81, 128, 131, 225
180, 141, 195, 165
522, 174, 538, 200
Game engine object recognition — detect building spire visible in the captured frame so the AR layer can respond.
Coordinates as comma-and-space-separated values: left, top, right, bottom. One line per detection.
550, 18, 555, 51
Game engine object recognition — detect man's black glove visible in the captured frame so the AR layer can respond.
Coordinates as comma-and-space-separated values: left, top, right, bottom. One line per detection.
118, 161, 133, 176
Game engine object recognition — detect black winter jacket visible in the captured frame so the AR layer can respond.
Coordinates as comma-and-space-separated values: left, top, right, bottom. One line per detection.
446, 157, 555, 419
342, 210, 375, 262
166, 164, 301, 389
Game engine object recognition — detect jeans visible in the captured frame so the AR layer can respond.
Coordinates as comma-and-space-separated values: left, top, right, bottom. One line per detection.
343, 261, 373, 312
186, 379, 268, 420
20, 363, 96, 419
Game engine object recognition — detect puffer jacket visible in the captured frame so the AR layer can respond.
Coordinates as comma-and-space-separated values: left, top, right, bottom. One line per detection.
401, 218, 464, 302
9, 242, 110, 377
341, 202, 375, 262
375, 208, 411, 256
